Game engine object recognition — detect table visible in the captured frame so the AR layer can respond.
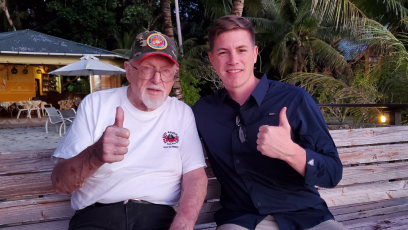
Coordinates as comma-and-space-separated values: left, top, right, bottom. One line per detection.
1, 100, 43, 118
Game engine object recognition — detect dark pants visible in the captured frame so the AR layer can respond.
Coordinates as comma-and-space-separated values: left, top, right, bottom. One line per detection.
69, 200, 177, 230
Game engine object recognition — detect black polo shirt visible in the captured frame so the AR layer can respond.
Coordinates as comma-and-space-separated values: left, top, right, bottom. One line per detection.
192, 73, 343, 230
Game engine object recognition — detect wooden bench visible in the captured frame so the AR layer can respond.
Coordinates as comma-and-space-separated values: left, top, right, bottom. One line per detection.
1, 126, 408, 229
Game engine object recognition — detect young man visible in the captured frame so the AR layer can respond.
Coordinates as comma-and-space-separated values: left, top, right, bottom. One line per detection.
51, 31, 207, 230
192, 16, 346, 230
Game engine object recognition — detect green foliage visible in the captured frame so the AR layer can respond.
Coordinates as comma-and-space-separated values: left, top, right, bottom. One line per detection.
45, 0, 118, 49
120, 0, 160, 33
64, 78, 90, 94
179, 61, 203, 106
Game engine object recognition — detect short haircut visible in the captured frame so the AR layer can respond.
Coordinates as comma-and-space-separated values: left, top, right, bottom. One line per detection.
208, 15, 255, 51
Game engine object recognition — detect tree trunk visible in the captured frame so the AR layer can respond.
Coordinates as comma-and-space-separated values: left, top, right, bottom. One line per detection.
0, 0, 16, 31
161, 0, 184, 101
161, 0, 174, 39
231, 0, 244, 16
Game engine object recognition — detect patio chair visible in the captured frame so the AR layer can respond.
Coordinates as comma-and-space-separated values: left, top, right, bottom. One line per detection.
28, 100, 42, 118
40, 102, 52, 117
44, 107, 64, 136
58, 108, 76, 135
16, 101, 30, 119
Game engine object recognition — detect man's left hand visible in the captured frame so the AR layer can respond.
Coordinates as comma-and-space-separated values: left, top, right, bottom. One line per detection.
257, 107, 296, 162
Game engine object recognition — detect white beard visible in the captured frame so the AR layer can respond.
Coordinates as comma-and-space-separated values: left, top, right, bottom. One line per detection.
141, 84, 166, 110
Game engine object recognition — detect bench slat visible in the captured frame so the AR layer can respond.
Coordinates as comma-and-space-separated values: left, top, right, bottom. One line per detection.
5, 161, 408, 201
205, 179, 221, 201
335, 202, 408, 223
338, 143, 408, 165
0, 196, 73, 227
1, 220, 69, 230
329, 126, 408, 147
344, 211, 408, 230
338, 161, 408, 186
320, 180, 408, 207
0, 172, 54, 200
329, 197, 408, 215
0, 149, 54, 176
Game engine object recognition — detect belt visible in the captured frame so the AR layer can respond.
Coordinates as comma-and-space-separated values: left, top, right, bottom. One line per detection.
77, 199, 157, 214
93, 199, 153, 207
125, 199, 153, 205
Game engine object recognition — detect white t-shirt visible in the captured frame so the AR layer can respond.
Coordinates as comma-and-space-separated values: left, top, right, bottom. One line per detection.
53, 86, 206, 210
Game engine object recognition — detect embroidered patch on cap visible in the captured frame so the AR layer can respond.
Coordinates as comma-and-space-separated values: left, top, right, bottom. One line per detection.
147, 33, 167, 50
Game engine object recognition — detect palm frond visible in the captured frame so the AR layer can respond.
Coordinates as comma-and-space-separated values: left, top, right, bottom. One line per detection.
111, 49, 131, 57
310, 0, 367, 32
283, 72, 381, 122
308, 38, 350, 73
202, 0, 231, 19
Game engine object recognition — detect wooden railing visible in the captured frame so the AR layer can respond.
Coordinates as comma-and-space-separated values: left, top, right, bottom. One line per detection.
319, 104, 408, 125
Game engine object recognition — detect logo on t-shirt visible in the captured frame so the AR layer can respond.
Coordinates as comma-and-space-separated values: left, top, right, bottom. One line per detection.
163, 131, 179, 148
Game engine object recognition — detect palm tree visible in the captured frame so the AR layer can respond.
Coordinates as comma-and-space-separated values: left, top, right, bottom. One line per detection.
203, 0, 248, 18
231, 0, 244, 16
279, 0, 408, 123
196, 0, 408, 123
161, 0, 184, 101
0, 0, 16, 31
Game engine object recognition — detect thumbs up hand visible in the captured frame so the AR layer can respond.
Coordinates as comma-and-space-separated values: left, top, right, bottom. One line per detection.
257, 107, 297, 161
93, 107, 130, 164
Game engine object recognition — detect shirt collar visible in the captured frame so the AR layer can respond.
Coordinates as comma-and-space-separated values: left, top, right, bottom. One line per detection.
215, 72, 268, 106
251, 72, 268, 106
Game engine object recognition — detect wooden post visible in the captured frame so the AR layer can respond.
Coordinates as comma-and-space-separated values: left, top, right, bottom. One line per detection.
384, 109, 401, 126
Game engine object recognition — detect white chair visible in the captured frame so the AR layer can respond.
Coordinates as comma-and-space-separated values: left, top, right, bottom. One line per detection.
16, 101, 30, 119
28, 100, 42, 118
58, 108, 76, 135
44, 107, 64, 136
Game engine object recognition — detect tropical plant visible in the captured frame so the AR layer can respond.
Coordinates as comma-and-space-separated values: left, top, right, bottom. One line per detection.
112, 31, 137, 56
181, 39, 223, 90
45, 0, 119, 49
247, 0, 408, 123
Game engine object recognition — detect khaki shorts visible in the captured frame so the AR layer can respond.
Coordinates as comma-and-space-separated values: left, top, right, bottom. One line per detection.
216, 215, 348, 230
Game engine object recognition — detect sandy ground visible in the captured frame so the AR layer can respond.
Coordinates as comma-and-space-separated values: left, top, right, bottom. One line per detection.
0, 126, 64, 153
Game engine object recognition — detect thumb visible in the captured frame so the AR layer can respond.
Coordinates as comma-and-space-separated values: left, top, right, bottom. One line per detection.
279, 107, 290, 129
114, 106, 124, 128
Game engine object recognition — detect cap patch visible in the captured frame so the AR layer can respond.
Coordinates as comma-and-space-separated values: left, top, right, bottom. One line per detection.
147, 33, 167, 50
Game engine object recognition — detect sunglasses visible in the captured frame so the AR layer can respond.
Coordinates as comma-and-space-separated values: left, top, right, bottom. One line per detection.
236, 114, 248, 143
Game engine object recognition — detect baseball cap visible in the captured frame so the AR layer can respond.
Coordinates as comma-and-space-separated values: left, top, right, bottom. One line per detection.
129, 31, 179, 66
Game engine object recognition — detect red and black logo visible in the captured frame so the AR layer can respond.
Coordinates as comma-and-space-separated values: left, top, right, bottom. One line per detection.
163, 131, 179, 146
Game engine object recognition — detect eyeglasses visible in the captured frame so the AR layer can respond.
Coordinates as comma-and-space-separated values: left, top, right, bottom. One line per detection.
129, 62, 175, 83
236, 114, 248, 143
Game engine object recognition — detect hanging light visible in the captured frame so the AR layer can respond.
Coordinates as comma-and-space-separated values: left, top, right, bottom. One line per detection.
23, 65, 28, 74
77, 77, 81, 82
11, 66, 18, 74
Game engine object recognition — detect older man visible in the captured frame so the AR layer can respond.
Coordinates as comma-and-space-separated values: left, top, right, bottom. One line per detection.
192, 16, 345, 230
51, 31, 207, 230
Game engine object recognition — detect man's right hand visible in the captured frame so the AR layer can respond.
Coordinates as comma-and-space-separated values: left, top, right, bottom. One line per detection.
93, 106, 130, 163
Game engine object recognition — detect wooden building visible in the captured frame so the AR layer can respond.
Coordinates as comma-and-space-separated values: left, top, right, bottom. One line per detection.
0, 30, 127, 103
